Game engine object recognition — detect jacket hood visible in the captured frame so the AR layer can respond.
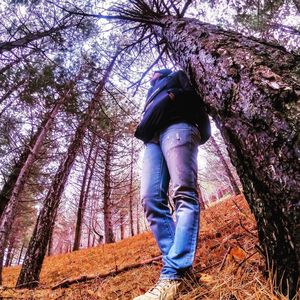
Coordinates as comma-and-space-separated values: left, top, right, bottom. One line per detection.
154, 69, 172, 78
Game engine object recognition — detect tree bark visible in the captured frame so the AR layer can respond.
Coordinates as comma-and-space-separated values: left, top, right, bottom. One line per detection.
210, 136, 241, 195
119, 210, 125, 240
103, 133, 115, 244
159, 16, 299, 296
128, 138, 135, 237
15, 55, 117, 289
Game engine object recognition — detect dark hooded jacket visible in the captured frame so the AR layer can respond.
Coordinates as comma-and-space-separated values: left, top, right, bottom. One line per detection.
134, 70, 211, 144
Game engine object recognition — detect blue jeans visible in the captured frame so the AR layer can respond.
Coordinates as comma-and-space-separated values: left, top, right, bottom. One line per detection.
141, 122, 201, 280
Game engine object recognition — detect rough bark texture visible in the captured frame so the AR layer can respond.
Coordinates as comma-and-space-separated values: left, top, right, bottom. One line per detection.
160, 16, 299, 296
210, 136, 241, 195
16, 56, 117, 289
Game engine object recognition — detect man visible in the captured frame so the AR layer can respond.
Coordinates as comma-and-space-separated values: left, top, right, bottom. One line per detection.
134, 69, 210, 300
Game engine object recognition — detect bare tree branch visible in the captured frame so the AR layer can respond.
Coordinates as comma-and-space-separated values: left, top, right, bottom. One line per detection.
0, 22, 74, 54
180, 0, 193, 17
168, 0, 181, 16
128, 45, 167, 96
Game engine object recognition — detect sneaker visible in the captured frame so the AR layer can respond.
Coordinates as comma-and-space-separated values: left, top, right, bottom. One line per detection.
133, 279, 183, 300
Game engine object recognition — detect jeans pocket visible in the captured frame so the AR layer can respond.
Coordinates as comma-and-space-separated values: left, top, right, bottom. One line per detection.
160, 123, 201, 150
170, 128, 190, 148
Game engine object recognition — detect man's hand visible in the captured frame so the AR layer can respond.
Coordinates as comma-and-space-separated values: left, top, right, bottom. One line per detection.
168, 92, 176, 101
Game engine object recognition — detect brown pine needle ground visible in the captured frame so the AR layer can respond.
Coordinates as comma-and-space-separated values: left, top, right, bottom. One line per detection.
0, 195, 292, 299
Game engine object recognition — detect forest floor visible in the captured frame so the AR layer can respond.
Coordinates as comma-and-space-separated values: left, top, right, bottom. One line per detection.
0, 195, 291, 300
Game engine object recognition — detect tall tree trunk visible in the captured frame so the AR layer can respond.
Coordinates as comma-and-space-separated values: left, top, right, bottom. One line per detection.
74, 136, 98, 250
210, 136, 241, 195
87, 191, 96, 249
103, 134, 115, 244
160, 16, 299, 296
119, 210, 125, 240
16, 55, 117, 289
73, 136, 95, 251
128, 138, 134, 237
0, 84, 74, 285
82, 144, 98, 248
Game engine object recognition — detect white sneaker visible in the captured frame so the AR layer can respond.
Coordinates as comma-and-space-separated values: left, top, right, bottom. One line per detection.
133, 279, 183, 300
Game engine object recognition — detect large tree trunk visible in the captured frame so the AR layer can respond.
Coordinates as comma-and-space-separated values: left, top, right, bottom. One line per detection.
0, 85, 73, 285
16, 55, 117, 289
210, 136, 241, 195
103, 133, 115, 244
160, 16, 299, 296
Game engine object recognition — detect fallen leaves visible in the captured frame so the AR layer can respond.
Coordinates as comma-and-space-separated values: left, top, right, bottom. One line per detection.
229, 246, 247, 261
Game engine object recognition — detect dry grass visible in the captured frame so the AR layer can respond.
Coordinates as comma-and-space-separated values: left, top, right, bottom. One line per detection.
0, 195, 293, 299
